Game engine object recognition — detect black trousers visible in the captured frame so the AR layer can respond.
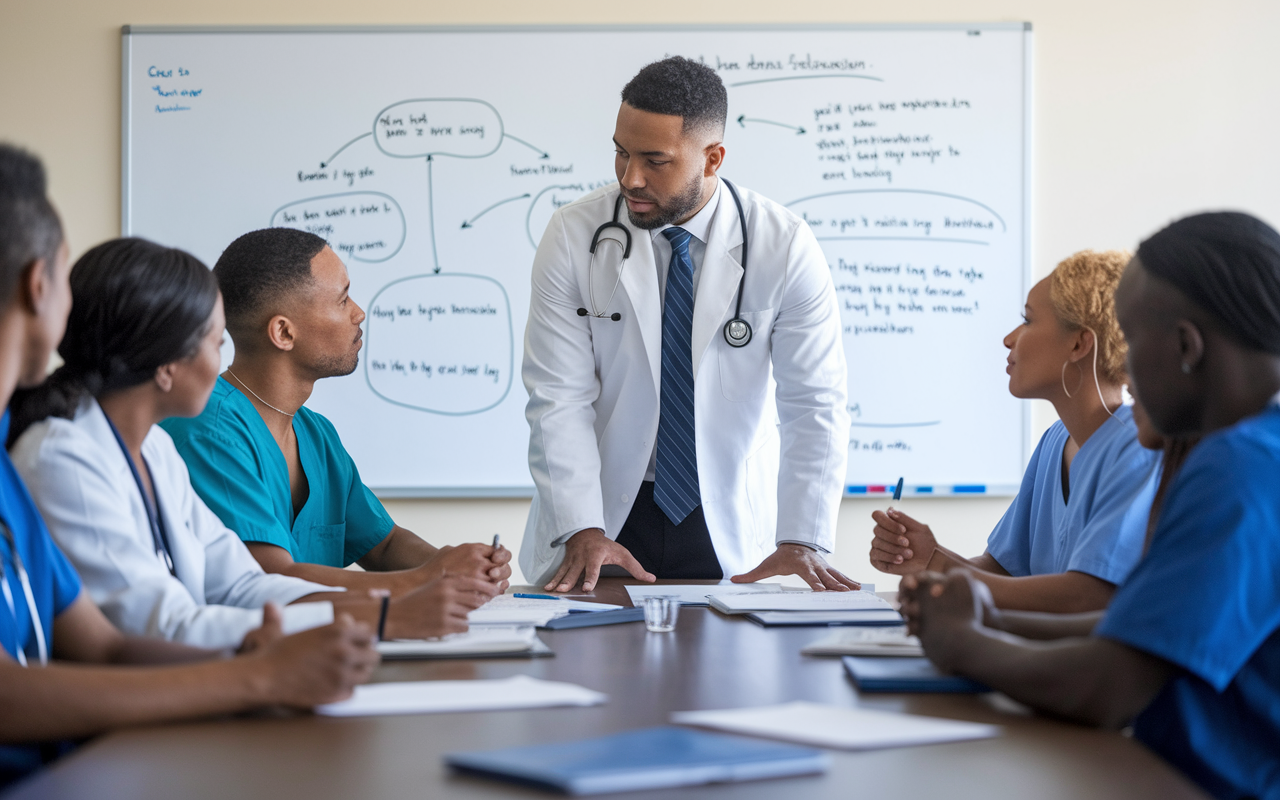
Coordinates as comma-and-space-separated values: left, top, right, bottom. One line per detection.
614, 481, 723, 580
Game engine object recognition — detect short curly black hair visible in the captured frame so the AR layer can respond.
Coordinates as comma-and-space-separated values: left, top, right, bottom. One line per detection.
214, 227, 327, 342
621, 56, 727, 136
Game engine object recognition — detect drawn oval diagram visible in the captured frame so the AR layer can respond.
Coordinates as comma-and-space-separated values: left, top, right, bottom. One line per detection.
271, 192, 405, 263
372, 99, 504, 159
526, 183, 591, 248
364, 274, 514, 415
787, 189, 1006, 244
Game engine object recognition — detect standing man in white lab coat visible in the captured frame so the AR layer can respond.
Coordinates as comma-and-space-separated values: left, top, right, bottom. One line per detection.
521, 57, 855, 593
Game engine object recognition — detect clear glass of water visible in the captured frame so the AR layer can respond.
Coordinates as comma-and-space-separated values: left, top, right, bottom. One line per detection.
643, 595, 680, 632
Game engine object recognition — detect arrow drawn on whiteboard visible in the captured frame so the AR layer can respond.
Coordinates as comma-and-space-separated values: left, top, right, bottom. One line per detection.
737, 115, 806, 135
427, 155, 440, 274
319, 132, 372, 168
461, 193, 531, 229
503, 134, 551, 159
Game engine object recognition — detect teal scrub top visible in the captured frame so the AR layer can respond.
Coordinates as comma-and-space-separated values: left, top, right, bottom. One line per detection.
162, 377, 393, 568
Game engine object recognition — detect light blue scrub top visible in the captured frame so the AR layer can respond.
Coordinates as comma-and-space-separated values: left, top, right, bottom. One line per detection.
0, 412, 82, 785
986, 404, 1159, 584
1097, 404, 1280, 799
162, 377, 393, 568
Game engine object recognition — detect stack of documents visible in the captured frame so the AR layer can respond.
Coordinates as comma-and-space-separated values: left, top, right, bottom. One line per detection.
377, 626, 552, 660
624, 582, 786, 607
707, 590, 904, 627
801, 627, 923, 657
843, 656, 990, 693
468, 594, 622, 627
315, 675, 607, 717
447, 726, 828, 794
672, 701, 1000, 750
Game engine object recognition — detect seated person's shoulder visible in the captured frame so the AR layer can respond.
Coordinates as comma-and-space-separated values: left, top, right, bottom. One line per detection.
161, 378, 258, 451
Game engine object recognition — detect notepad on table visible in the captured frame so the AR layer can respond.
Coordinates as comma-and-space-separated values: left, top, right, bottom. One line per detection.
746, 610, 905, 627
801, 627, 923, 657
708, 590, 894, 614
673, 701, 999, 750
377, 626, 552, 659
446, 726, 828, 795
843, 656, 990, 693
624, 582, 785, 607
315, 675, 606, 717
468, 594, 622, 627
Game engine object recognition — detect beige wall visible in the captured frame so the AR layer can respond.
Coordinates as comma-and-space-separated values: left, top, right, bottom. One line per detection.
4, 0, 1278, 586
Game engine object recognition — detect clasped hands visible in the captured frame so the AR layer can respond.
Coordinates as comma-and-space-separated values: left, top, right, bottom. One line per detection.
544, 528, 860, 593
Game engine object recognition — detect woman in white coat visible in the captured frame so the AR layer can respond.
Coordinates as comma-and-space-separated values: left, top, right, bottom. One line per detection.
8, 238, 494, 650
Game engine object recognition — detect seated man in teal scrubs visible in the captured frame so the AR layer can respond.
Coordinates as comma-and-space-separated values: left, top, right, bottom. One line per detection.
162, 228, 511, 594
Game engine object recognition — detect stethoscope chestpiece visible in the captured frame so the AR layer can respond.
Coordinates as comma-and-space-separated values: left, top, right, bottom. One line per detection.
723, 317, 752, 347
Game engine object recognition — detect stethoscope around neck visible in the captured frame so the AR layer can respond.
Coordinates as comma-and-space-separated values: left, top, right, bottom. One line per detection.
1, 519, 49, 667
578, 178, 754, 348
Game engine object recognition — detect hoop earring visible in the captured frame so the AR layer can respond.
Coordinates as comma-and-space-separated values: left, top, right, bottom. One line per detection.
1061, 360, 1080, 398
1182, 362, 1192, 374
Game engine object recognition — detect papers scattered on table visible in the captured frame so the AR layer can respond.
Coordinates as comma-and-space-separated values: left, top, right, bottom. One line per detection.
315, 675, 606, 717
708, 590, 894, 614
468, 594, 622, 627
377, 626, 551, 659
672, 701, 1000, 751
624, 582, 785, 607
801, 627, 923, 657
447, 726, 828, 795
747, 610, 905, 627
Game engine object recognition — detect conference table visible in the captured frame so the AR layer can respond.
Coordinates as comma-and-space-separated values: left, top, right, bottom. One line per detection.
11, 579, 1207, 800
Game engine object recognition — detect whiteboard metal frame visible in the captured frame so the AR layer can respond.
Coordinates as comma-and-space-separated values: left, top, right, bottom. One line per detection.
121, 23, 1034, 499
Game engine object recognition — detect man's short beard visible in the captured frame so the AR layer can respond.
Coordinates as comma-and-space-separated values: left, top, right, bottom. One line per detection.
625, 172, 704, 230
315, 350, 359, 379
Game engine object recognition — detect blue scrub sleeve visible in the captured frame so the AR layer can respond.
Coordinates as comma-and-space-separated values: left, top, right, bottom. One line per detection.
984, 430, 1052, 577
1061, 437, 1156, 584
176, 429, 298, 558
42, 531, 81, 617
340, 455, 395, 565
1096, 434, 1280, 690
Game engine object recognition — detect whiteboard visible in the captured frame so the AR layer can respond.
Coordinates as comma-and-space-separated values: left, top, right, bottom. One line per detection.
122, 24, 1031, 497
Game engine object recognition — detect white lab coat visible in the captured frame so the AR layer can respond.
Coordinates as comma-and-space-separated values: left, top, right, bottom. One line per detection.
11, 399, 338, 650
520, 180, 849, 584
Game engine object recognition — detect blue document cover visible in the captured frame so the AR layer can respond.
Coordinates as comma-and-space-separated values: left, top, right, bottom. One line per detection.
843, 656, 990, 693
540, 607, 645, 630
446, 726, 828, 795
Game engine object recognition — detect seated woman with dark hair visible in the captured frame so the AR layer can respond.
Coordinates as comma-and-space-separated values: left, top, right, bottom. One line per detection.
9, 238, 496, 650
869, 250, 1161, 612
900, 211, 1280, 799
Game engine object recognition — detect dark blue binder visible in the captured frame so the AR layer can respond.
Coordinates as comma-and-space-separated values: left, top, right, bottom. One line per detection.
446, 726, 828, 795
539, 606, 645, 630
843, 656, 990, 693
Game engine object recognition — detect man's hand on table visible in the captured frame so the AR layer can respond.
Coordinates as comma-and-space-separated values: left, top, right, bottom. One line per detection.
730, 544, 861, 591
545, 528, 656, 593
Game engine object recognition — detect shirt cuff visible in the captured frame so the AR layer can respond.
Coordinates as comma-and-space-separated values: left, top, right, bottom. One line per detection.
777, 539, 831, 555
280, 601, 335, 635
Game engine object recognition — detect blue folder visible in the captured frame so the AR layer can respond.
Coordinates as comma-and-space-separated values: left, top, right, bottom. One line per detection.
843, 656, 990, 693
446, 726, 829, 795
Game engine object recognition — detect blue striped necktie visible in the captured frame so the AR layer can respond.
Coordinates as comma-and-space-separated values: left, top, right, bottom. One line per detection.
655, 226, 700, 525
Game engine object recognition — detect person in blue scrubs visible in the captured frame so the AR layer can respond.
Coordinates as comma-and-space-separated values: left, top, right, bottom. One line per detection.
870, 250, 1160, 612
161, 228, 512, 595
899, 211, 1280, 800
0, 143, 377, 789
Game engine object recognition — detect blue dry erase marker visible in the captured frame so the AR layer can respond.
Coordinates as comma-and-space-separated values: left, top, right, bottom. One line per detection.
889, 477, 904, 509
492, 534, 501, 549
512, 593, 564, 601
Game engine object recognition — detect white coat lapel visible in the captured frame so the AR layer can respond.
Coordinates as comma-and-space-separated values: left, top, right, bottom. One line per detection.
691, 189, 745, 379
615, 202, 663, 394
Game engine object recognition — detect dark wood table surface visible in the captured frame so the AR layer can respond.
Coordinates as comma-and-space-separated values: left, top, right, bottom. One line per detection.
9, 579, 1207, 799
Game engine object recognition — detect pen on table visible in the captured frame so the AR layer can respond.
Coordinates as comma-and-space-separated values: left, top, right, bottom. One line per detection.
512, 593, 565, 600
369, 588, 391, 641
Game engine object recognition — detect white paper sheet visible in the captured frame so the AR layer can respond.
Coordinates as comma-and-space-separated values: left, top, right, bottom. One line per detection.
468, 594, 622, 626
315, 675, 607, 717
672, 701, 999, 750
801, 628, 923, 657
377, 626, 539, 657
624, 583, 786, 606
709, 591, 893, 614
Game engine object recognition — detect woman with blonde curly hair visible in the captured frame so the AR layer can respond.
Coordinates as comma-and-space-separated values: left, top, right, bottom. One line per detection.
868, 250, 1161, 612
